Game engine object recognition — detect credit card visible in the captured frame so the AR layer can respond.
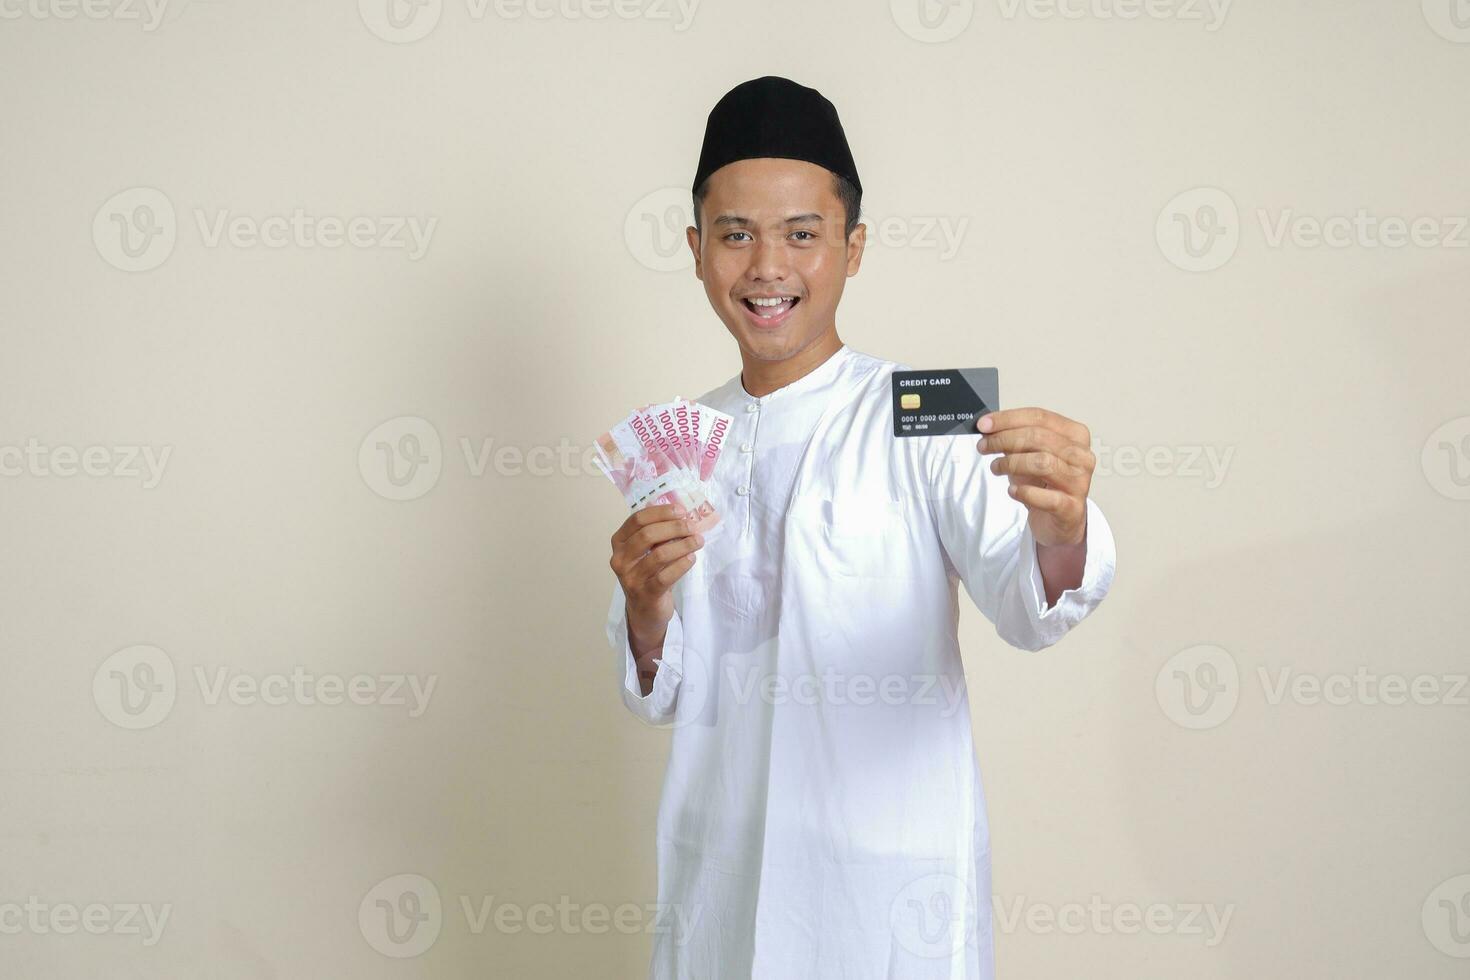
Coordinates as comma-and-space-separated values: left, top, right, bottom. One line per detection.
891, 368, 999, 437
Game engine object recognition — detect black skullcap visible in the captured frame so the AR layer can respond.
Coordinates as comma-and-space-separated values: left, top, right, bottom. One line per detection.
691, 76, 862, 198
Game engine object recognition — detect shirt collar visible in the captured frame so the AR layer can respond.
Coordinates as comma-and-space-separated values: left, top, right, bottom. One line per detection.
735, 343, 852, 406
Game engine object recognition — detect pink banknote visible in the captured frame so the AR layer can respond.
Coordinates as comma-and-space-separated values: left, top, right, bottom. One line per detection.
593, 397, 733, 535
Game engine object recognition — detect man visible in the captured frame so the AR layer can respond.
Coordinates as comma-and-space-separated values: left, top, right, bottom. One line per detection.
605, 76, 1116, 979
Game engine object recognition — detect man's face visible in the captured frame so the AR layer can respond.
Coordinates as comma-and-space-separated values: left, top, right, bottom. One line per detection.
687, 158, 865, 363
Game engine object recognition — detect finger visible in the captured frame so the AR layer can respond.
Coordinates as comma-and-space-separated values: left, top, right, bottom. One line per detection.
976, 425, 1072, 457
989, 451, 1084, 489
611, 516, 695, 575
1057, 442, 1097, 473
655, 552, 699, 587
612, 504, 687, 547
1008, 482, 1078, 516
628, 533, 704, 588
977, 407, 1053, 433
621, 517, 700, 562
978, 407, 1089, 445
643, 531, 705, 569
1006, 472, 1050, 491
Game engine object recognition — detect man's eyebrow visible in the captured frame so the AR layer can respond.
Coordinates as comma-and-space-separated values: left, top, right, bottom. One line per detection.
712, 212, 826, 227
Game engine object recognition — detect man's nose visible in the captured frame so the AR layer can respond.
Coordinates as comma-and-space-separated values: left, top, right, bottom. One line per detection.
746, 236, 790, 281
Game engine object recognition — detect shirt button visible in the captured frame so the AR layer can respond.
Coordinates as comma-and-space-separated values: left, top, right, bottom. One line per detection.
736, 486, 750, 496
740, 443, 753, 453
745, 404, 758, 413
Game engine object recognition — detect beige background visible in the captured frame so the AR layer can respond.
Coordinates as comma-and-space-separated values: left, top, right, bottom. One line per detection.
2, 0, 1468, 976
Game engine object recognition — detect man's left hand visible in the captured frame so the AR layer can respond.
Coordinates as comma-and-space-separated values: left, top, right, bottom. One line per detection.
977, 407, 1095, 548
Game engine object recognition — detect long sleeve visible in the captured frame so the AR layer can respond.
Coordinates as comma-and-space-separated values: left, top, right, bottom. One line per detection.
605, 579, 686, 726
918, 435, 1117, 651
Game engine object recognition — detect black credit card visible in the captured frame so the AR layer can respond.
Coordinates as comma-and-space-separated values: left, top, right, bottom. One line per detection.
891, 368, 1000, 437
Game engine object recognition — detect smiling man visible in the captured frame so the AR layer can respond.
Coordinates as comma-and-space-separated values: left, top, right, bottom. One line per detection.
605, 76, 1117, 979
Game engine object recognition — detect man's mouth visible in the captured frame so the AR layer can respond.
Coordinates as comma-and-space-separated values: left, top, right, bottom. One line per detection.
740, 295, 800, 326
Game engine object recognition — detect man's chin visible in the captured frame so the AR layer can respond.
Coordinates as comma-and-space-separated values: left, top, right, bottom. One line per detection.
736, 326, 805, 361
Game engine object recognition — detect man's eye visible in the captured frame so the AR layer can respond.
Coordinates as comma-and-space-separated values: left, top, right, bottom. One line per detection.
725, 232, 751, 243
791, 230, 816, 241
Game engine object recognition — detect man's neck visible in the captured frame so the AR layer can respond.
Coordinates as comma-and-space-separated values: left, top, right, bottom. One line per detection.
740, 330, 844, 398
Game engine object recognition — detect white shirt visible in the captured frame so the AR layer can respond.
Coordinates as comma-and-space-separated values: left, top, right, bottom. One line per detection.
605, 343, 1116, 979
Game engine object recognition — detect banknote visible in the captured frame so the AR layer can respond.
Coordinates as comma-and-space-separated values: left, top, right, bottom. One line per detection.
593, 397, 733, 535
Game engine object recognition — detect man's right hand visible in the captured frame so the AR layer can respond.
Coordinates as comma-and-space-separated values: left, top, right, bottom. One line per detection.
609, 504, 705, 676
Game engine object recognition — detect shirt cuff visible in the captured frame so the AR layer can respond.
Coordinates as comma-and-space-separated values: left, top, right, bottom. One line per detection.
605, 588, 685, 724
1016, 497, 1117, 645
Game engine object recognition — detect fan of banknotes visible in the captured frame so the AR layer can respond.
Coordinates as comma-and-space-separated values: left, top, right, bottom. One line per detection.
593, 398, 732, 535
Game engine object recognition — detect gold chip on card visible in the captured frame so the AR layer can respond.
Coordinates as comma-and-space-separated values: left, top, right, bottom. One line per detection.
900, 393, 921, 410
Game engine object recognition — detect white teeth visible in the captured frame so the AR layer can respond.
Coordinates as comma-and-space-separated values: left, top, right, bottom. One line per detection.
748, 296, 794, 308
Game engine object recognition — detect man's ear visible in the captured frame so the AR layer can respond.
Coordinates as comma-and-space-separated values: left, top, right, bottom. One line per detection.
845, 223, 867, 277
686, 225, 702, 280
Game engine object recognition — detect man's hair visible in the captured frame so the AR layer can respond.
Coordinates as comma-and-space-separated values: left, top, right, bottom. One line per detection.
692, 171, 862, 242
